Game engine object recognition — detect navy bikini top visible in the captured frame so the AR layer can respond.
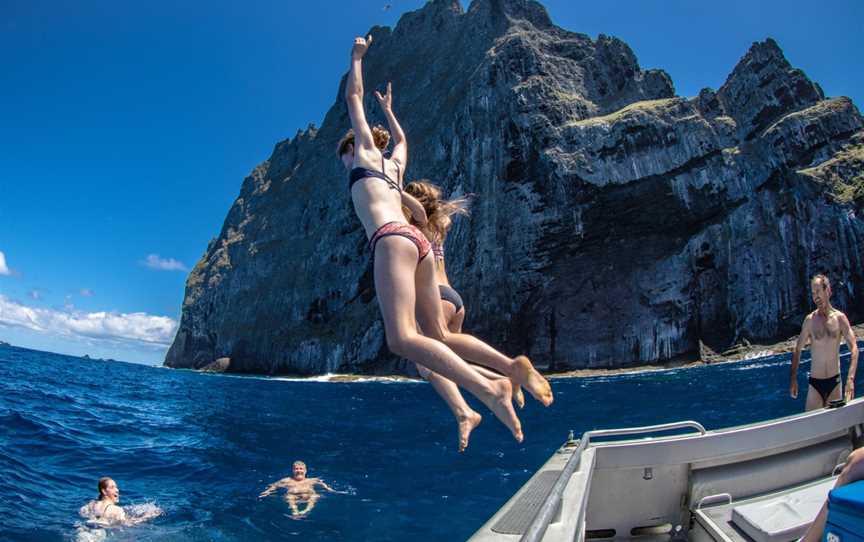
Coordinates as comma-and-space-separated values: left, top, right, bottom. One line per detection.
349, 154, 402, 192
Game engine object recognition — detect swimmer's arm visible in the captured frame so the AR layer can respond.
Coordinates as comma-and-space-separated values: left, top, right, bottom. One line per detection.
375, 83, 408, 170
790, 317, 811, 398
123, 507, 163, 526
841, 314, 858, 400
346, 36, 376, 153
259, 479, 288, 498
315, 479, 338, 493
401, 192, 428, 226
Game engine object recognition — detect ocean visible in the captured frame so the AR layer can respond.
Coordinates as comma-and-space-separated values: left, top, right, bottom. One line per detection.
1, 343, 860, 541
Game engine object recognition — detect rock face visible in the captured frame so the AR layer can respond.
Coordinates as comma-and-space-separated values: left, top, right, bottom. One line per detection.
165, 0, 864, 374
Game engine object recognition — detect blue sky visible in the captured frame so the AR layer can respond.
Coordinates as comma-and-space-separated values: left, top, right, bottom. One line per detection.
1, 0, 861, 365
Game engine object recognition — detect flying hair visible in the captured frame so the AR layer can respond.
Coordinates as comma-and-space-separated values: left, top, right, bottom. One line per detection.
404, 180, 471, 245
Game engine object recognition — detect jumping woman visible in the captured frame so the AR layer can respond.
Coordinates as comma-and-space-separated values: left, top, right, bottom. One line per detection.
338, 35, 551, 445
404, 180, 532, 452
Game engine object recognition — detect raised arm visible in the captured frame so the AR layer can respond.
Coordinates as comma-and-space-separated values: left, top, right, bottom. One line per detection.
841, 313, 858, 401
374, 82, 407, 168
346, 36, 376, 154
790, 316, 812, 398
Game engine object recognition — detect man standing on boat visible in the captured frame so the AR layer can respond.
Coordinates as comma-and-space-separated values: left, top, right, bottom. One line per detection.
790, 274, 859, 410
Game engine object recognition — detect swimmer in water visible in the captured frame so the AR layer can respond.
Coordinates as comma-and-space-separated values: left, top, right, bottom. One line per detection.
336, 35, 552, 444
790, 274, 859, 410
259, 461, 341, 518
78, 477, 162, 527
400, 180, 529, 452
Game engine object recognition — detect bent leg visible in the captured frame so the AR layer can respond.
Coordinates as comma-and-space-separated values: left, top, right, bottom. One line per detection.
300, 493, 319, 516
375, 237, 522, 441
285, 494, 300, 517
417, 362, 482, 452
414, 264, 552, 406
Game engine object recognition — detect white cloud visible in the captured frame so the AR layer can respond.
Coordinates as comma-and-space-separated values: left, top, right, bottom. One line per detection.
0, 294, 177, 348
29, 289, 42, 300
80, 288, 94, 297
0, 251, 10, 276
142, 254, 188, 272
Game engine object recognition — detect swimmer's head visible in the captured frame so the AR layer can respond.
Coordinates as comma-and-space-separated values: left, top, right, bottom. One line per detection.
811, 274, 832, 309
337, 127, 391, 171
98, 477, 120, 503
292, 461, 307, 480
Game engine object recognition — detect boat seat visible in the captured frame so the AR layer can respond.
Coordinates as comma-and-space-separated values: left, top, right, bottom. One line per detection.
730, 477, 835, 542
693, 477, 836, 542
690, 436, 850, 505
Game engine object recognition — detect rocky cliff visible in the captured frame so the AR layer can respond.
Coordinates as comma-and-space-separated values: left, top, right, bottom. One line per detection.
165, 0, 864, 374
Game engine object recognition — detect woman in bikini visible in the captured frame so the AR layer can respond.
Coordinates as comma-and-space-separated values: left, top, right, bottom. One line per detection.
338, 35, 552, 444
78, 477, 161, 527
403, 180, 531, 451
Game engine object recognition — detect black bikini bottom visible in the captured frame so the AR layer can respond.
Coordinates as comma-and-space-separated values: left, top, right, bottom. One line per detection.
439, 285, 464, 312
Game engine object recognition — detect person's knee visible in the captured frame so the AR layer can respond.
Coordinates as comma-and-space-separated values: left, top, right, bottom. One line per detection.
838, 448, 864, 486
386, 331, 416, 357
415, 363, 431, 380
424, 324, 449, 342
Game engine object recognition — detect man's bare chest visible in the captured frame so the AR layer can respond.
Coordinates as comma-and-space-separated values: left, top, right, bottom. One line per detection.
812, 314, 841, 342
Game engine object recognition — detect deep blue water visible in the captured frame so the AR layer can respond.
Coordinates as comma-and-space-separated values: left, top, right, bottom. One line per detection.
1, 343, 861, 541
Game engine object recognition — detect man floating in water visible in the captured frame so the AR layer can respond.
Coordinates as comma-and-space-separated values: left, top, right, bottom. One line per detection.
259, 461, 342, 518
789, 274, 859, 410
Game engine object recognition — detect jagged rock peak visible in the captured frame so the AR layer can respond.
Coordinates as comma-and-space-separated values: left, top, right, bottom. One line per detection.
467, 0, 553, 29
718, 38, 825, 138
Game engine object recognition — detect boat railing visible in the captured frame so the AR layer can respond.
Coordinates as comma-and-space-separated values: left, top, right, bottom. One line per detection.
519, 420, 707, 542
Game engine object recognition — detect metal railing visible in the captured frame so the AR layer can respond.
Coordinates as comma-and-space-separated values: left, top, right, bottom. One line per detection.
519, 420, 707, 542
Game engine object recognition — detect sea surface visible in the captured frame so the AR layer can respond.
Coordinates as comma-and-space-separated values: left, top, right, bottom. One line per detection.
1, 343, 861, 541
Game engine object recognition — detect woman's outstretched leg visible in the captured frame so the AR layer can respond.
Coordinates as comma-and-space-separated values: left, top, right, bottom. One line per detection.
414, 266, 553, 406
374, 236, 523, 442
416, 363, 482, 452
447, 305, 525, 409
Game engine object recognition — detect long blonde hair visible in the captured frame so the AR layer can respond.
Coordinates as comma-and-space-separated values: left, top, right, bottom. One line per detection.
403, 180, 470, 245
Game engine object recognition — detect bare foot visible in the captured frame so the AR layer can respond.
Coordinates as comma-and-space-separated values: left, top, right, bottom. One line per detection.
479, 378, 523, 442
457, 410, 482, 452
510, 377, 525, 409
512, 355, 553, 406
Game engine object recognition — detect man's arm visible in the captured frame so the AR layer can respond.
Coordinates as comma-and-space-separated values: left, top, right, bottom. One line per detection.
314, 478, 338, 493
346, 36, 376, 154
790, 316, 811, 398
259, 478, 289, 498
374, 82, 407, 168
841, 313, 858, 401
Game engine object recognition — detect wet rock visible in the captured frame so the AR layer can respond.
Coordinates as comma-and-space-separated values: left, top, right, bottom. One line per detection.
199, 357, 231, 373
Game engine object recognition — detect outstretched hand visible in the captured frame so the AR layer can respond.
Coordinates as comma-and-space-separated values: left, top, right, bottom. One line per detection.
374, 82, 393, 112
352, 35, 372, 60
